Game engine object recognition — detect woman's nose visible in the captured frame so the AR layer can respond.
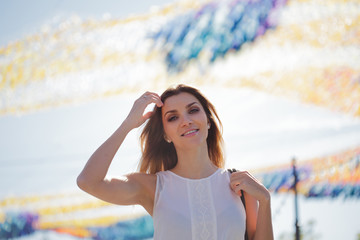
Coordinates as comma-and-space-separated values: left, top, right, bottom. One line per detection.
180, 114, 192, 126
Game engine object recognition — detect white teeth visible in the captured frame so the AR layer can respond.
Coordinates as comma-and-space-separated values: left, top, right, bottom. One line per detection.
183, 130, 197, 136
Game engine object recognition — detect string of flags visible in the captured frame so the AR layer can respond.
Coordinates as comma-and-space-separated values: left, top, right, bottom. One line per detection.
0, 211, 153, 239
0, 0, 358, 117
0, 192, 153, 239
255, 146, 360, 198
151, 0, 287, 72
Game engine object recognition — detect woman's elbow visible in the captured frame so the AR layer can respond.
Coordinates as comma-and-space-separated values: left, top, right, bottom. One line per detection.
76, 174, 90, 191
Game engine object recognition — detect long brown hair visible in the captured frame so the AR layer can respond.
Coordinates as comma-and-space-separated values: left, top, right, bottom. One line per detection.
138, 84, 224, 174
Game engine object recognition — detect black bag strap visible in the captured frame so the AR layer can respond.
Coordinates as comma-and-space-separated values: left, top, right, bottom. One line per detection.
228, 168, 249, 240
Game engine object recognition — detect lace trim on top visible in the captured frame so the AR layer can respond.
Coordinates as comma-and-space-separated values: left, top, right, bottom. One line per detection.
187, 179, 217, 240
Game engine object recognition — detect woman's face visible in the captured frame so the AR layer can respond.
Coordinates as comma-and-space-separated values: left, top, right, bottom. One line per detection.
161, 92, 209, 149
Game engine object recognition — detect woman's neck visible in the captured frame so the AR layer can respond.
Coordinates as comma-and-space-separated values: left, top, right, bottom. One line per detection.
170, 145, 218, 179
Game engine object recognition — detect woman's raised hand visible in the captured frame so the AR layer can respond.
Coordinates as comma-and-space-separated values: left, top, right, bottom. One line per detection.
123, 91, 163, 130
229, 171, 270, 203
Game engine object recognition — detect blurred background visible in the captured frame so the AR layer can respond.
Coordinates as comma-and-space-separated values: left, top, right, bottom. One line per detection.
1, 0, 360, 239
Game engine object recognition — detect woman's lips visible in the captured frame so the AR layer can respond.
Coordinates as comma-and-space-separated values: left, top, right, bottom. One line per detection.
181, 129, 199, 137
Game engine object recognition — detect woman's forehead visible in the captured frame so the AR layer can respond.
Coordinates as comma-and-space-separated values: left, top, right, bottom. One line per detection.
162, 92, 200, 110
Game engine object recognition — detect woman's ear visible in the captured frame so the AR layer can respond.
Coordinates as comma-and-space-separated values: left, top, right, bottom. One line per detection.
164, 134, 171, 143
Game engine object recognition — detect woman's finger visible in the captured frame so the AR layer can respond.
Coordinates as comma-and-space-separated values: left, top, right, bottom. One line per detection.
140, 92, 163, 107
124, 91, 163, 129
232, 185, 243, 197
138, 93, 162, 120
142, 111, 154, 121
229, 171, 269, 201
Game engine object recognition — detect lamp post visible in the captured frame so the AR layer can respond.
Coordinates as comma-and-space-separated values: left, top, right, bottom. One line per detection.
292, 158, 300, 240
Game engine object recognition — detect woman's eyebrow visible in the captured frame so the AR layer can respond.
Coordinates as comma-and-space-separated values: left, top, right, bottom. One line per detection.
186, 102, 197, 108
164, 109, 177, 117
164, 102, 198, 117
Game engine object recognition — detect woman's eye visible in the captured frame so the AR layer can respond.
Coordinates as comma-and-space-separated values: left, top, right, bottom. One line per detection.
168, 116, 178, 122
189, 108, 199, 114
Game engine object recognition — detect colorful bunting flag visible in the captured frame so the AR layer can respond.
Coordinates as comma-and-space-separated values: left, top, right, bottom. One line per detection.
255, 146, 360, 198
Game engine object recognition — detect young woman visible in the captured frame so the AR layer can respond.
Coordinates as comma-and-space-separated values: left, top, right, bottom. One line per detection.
77, 84, 273, 240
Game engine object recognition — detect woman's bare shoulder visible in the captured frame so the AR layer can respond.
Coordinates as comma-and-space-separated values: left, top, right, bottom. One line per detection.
126, 172, 157, 215
126, 171, 157, 181
126, 172, 157, 192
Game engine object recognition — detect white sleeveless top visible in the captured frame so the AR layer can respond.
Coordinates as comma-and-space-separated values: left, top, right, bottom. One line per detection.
153, 168, 246, 240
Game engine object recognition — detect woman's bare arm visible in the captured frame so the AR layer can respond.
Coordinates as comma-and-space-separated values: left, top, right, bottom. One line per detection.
77, 121, 144, 205
230, 171, 274, 240
76, 92, 163, 209
253, 194, 273, 240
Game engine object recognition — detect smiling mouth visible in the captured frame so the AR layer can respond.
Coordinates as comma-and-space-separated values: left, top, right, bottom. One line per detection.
181, 129, 199, 136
